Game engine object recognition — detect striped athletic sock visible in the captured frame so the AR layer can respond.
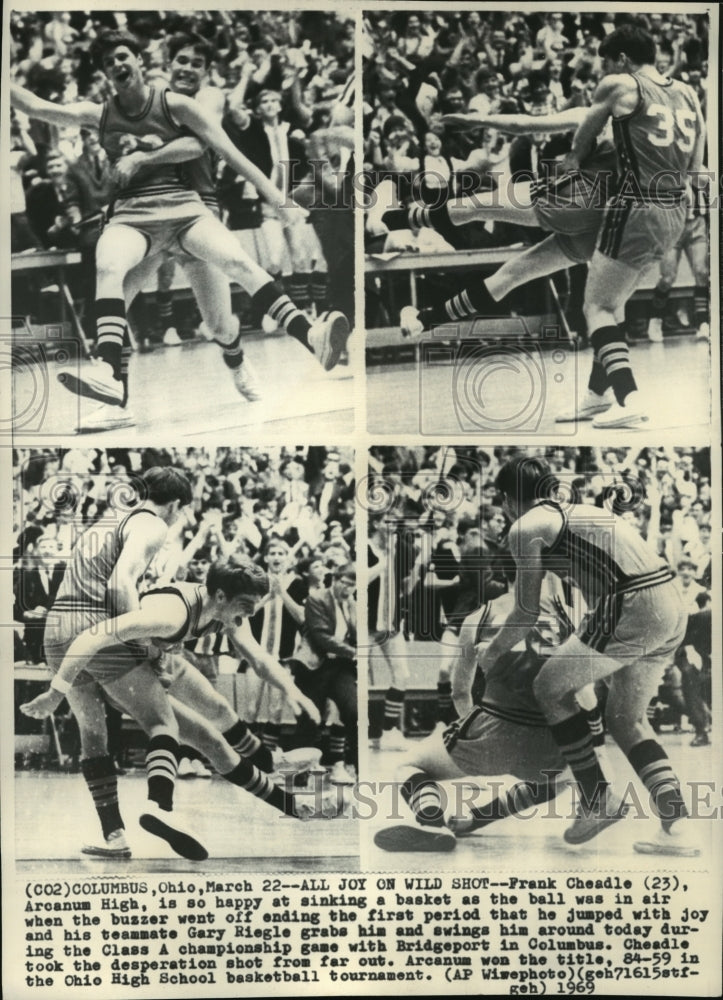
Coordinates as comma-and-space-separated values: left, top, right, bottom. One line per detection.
146, 734, 179, 811
590, 325, 637, 405
252, 280, 311, 348
119, 328, 131, 407
585, 705, 605, 747
693, 285, 709, 326
156, 289, 174, 329
218, 327, 244, 370
261, 723, 281, 753
408, 198, 453, 236
81, 755, 124, 838
469, 778, 559, 829
420, 279, 498, 329
401, 772, 446, 827
382, 687, 405, 731
627, 739, 687, 832
587, 357, 609, 395
223, 719, 273, 772
380, 208, 409, 232
326, 724, 346, 764
285, 273, 311, 311
95, 298, 126, 379
311, 271, 328, 311
550, 712, 608, 811
223, 758, 296, 816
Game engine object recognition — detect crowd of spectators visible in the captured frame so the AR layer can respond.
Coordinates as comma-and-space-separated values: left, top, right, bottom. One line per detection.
14, 445, 357, 776
366, 445, 712, 744
10, 10, 354, 340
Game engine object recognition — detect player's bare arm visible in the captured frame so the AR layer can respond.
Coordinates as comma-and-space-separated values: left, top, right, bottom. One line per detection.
107, 517, 168, 617
166, 91, 307, 224
567, 75, 636, 169
229, 621, 321, 724
113, 136, 205, 186
10, 82, 102, 127
442, 107, 586, 134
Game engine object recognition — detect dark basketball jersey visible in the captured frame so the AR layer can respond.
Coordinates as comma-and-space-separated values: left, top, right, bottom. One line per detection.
613, 73, 700, 195
140, 582, 224, 649
53, 508, 158, 613
100, 86, 194, 201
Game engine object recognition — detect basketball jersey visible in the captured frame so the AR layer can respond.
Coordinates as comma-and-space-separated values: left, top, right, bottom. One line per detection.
52, 508, 158, 613
180, 148, 219, 211
612, 73, 700, 195
139, 582, 224, 649
100, 86, 194, 201
538, 502, 674, 606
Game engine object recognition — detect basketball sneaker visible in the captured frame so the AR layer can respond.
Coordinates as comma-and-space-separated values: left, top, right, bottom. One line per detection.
378, 727, 408, 751
139, 802, 208, 861
555, 389, 614, 423
230, 358, 262, 401
564, 790, 628, 845
400, 305, 425, 339
695, 321, 710, 341
374, 821, 456, 853
308, 311, 350, 371
293, 785, 348, 820
162, 326, 182, 346
81, 828, 131, 859
75, 401, 135, 434
647, 317, 664, 342
592, 390, 649, 429
633, 818, 702, 858
59, 359, 124, 406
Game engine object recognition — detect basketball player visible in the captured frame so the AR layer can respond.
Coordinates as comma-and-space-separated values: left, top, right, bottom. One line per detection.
560, 23, 704, 428
10, 30, 349, 424
21, 554, 341, 859
478, 455, 698, 856
374, 573, 602, 853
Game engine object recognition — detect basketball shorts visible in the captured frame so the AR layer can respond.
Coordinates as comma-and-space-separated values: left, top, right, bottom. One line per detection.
442, 703, 564, 781
44, 606, 147, 688
105, 190, 213, 259
597, 195, 688, 270
531, 172, 606, 264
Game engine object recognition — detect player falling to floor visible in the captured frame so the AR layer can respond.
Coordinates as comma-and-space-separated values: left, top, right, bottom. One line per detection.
20, 476, 337, 860
10, 29, 349, 429
374, 573, 605, 852
477, 455, 700, 856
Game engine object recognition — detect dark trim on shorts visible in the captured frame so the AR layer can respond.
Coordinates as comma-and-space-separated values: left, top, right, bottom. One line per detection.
581, 568, 676, 653
598, 197, 633, 260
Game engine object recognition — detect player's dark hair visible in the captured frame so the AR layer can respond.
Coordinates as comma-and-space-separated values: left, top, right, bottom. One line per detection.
167, 31, 216, 69
599, 24, 656, 67
206, 555, 269, 599
495, 456, 558, 508
90, 29, 143, 70
142, 467, 192, 507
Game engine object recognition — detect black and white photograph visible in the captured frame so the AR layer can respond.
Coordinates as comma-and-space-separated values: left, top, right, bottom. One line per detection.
363, 9, 713, 435
12, 445, 358, 871
364, 445, 715, 869
9, 8, 355, 438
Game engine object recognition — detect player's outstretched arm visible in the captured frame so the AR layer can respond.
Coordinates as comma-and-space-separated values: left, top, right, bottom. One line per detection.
443, 107, 586, 135
167, 91, 307, 224
10, 82, 102, 127
113, 136, 205, 186
229, 621, 321, 724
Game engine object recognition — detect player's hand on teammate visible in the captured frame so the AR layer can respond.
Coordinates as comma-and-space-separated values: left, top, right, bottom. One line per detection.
113, 151, 146, 187
20, 688, 65, 719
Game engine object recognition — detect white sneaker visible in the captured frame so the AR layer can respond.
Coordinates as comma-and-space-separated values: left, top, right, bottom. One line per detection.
261, 313, 279, 334
191, 759, 213, 778
76, 401, 135, 434
647, 317, 664, 342
378, 727, 408, 751
400, 305, 424, 339
556, 389, 614, 423
592, 390, 649, 429
695, 321, 710, 341
163, 326, 182, 346
564, 789, 628, 845
81, 828, 131, 859
308, 310, 350, 371
139, 801, 208, 860
633, 818, 702, 858
230, 357, 262, 401
328, 760, 355, 785
177, 757, 195, 778
374, 820, 456, 853
293, 785, 348, 820
58, 359, 124, 406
